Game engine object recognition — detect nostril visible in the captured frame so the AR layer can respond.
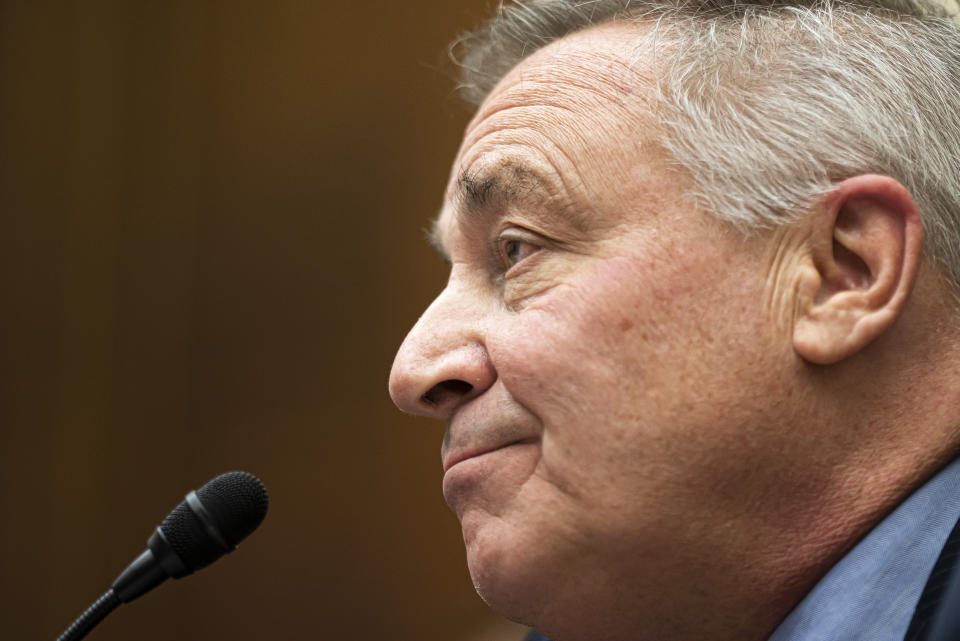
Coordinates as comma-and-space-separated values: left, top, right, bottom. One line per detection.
421, 379, 474, 407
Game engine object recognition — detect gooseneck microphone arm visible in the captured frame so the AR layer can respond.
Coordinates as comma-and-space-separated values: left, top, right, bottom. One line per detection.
55, 471, 269, 641
56, 591, 121, 641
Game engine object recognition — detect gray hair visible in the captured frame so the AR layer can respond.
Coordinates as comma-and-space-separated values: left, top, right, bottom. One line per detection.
452, 0, 960, 290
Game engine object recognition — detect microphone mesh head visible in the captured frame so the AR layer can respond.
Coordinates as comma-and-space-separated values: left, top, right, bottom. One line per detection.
160, 471, 269, 572
196, 471, 269, 546
161, 502, 222, 572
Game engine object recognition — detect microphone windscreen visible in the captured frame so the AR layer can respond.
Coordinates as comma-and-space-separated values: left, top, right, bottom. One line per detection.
196, 471, 269, 546
159, 471, 269, 573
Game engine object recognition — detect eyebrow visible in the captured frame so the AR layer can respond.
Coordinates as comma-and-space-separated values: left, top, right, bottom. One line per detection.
455, 162, 549, 215
427, 161, 558, 261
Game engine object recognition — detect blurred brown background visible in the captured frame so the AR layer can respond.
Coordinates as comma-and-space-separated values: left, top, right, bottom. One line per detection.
0, 1, 528, 639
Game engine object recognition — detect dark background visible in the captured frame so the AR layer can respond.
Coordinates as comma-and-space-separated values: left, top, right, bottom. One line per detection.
0, 1, 527, 639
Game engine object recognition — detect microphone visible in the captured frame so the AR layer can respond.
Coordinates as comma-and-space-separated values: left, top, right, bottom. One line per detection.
56, 471, 269, 641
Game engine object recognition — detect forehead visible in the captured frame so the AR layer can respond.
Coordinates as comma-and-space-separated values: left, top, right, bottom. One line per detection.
470, 21, 654, 125
437, 22, 670, 239
456, 21, 657, 171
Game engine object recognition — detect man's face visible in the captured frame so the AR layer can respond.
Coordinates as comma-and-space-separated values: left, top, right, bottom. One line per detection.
390, 23, 803, 636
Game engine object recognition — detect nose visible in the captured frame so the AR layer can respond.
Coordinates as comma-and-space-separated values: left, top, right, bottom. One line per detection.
389, 283, 496, 420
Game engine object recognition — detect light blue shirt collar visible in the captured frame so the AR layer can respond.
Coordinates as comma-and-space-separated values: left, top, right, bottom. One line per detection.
768, 457, 960, 641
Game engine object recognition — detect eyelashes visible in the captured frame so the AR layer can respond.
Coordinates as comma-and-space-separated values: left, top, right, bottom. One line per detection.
496, 229, 543, 273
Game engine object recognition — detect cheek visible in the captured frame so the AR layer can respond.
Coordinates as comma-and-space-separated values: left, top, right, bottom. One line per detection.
490, 253, 689, 421
486, 247, 780, 504
487, 257, 674, 492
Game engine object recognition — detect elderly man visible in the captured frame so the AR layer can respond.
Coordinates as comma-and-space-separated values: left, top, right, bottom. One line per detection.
388, 1, 960, 640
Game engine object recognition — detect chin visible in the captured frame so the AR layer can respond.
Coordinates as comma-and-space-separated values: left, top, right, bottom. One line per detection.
467, 544, 540, 626
461, 510, 552, 628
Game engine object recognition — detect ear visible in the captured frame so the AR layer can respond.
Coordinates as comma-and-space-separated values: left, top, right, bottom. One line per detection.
793, 175, 924, 365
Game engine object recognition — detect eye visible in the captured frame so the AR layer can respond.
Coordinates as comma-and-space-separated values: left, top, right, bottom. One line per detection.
498, 232, 541, 271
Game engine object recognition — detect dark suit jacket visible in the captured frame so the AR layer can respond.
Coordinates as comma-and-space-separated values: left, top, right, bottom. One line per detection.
523, 512, 960, 641
904, 509, 960, 641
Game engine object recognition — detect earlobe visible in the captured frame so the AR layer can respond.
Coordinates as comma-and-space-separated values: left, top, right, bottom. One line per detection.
792, 175, 924, 365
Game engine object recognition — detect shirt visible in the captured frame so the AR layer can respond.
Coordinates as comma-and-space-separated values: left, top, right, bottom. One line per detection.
769, 456, 960, 641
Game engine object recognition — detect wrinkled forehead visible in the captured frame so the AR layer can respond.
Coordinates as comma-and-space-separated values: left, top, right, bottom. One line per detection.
445, 21, 663, 202
437, 21, 672, 239
475, 22, 653, 117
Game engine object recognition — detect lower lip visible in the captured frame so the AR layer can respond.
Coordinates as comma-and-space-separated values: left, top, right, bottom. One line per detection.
442, 439, 539, 496
444, 438, 538, 475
